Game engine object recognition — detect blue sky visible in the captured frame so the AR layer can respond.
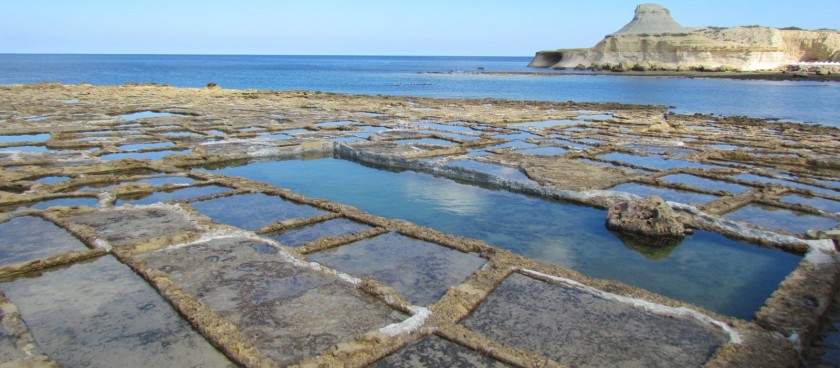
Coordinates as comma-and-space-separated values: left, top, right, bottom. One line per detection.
2, 1, 838, 56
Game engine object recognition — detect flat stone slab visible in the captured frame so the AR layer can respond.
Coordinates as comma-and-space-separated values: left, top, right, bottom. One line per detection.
135, 237, 404, 366
371, 336, 509, 368
308, 232, 486, 306
0, 216, 88, 266
189, 193, 328, 231
462, 273, 728, 368
0, 256, 232, 368
68, 207, 200, 248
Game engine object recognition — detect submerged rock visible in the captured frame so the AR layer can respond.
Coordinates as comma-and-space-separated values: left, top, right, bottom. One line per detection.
606, 195, 685, 241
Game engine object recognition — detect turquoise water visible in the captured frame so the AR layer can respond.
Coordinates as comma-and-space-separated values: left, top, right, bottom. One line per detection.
1, 55, 837, 126
204, 157, 802, 319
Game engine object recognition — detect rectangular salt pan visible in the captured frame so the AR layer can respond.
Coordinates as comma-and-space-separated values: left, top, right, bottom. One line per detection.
462, 273, 727, 368
136, 237, 403, 366
393, 138, 456, 146
268, 218, 371, 247
599, 152, 720, 170
308, 232, 486, 306
116, 185, 230, 206
100, 150, 190, 161
0, 256, 232, 368
661, 174, 750, 195
0, 134, 49, 143
0, 216, 88, 266
780, 194, 840, 214
371, 336, 509, 367
190, 193, 328, 231
724, 204, 837, 234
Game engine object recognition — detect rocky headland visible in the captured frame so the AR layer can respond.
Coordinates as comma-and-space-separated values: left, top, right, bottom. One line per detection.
529, 3, 840, 74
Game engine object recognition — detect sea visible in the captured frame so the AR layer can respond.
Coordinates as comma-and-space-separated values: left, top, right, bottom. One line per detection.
1, 54, 838, 127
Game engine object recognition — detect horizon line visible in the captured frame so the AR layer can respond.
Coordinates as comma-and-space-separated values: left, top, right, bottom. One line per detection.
0, 52, 533, 58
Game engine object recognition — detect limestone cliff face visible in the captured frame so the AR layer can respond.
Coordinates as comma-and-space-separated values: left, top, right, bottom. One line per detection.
531, 33, 789, 71
698, 27, 840, 62
530, 4, 840, 71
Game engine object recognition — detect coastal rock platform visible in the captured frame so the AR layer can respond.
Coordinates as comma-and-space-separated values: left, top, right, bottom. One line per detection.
0, 83, 838, 367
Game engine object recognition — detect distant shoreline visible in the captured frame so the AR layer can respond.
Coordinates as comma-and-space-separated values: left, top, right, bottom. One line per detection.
465, 70, 840, 82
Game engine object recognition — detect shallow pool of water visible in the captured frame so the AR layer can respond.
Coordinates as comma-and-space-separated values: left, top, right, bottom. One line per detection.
117, 142, 175, 151
116, 185, 230, 206
493, 132, 540, 140
100, 150, 190, 161
484, 141, 537, 150
257, 133, 292, 140
204, 157, 801, 319
780, 194, 840, 214
0, 216, 88, 266
120, 111, 186, 121
0, 145, 49, 152
393, 138, 455, 146
0, 197, 102, 212
661, 174, 750, 195
268, 218, 371, 247
34, 176, 71, 184
160, 131, 199, 138
0, 134, 50, 143
309, 231, 486, 305
190, 193, 328, 231
515, 146, 568, 156
599, 152, 720, 171
732, 174, 839, 197
315, 120, 355, 128
357, 125, 389, 132
436, 132, 481, 142
578, 114, 613, 121
724, 204, 838, 234
0, 256, 232, 367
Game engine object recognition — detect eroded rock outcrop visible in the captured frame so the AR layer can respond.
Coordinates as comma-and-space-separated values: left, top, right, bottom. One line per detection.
606, 195, 685, 239
530, 3, 840, 72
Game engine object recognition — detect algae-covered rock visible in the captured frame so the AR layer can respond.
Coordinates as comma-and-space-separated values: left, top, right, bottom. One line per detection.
606, 195, 685, 240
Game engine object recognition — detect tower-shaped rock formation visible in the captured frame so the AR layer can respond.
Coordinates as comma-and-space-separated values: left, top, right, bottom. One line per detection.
612, 3, 689, 36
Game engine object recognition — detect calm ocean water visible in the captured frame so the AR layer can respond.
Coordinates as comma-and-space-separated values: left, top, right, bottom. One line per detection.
1, 54, 838, 126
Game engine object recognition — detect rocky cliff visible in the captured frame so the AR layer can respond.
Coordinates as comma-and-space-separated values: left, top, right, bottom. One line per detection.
530, 3, 840, 72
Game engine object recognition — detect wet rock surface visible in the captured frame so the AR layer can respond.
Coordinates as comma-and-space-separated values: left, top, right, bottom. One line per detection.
462, 273, 728, 368
308, 232, 487, 306
0, 256, 233, 368
0, 83, 836, 367
0, 216, 87, 266
135, 237, 405, 366
67, 206, 201, 251
371, 336, 510, 368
